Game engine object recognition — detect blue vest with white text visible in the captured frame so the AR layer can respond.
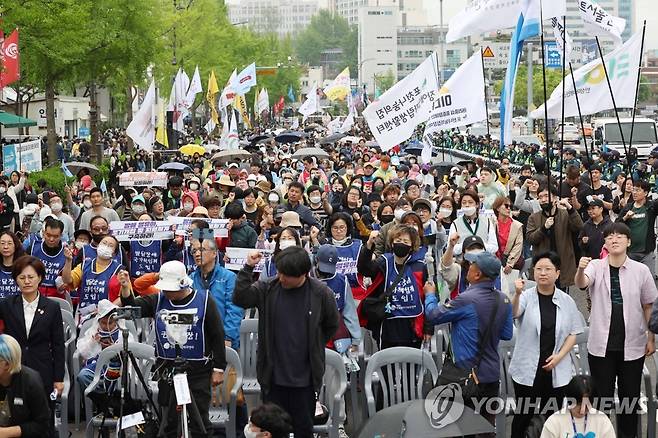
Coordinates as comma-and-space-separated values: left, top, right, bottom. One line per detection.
155, 290, 208, 361
322, 273, 347, 313
79, 259, 122, 310
31, 241, 66, 287
0, 266, 19, 298
130, 240, 162, 277
383, 253, 424, 318
334, 240, 361, 287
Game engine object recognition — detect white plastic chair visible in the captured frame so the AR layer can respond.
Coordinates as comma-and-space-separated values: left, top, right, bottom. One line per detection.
209, 347, 243, 438
569, 327, 590, 376
363, 346, 438, 417
313, 349, 348, 438
238, 318, 260, 397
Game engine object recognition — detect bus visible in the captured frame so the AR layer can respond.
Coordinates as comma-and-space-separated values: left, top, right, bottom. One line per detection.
592, 117, 658, 158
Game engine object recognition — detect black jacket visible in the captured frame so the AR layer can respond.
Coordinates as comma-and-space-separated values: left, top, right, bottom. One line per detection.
0, 295, 65, 391
233, 265, 339, 393
3, 366, 50, 437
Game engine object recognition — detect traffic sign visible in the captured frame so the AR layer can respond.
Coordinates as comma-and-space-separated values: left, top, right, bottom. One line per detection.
482, 46, 494, 58
481, 42, 510, 70
545, 42, 562, 69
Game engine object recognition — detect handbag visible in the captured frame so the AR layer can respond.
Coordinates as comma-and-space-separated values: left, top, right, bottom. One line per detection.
437, 293, 502, 400
361, 268, 406, 324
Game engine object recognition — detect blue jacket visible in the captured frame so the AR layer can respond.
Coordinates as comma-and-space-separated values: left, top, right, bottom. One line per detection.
191, 266, 244, 349
425, 280, 513, 384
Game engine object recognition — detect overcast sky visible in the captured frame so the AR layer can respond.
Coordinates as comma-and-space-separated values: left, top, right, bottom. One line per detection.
430, 0, 657, 50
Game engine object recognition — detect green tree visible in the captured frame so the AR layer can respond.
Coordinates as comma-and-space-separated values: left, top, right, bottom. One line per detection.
376, 70, 396, 93
494, 65, 564, 110
294, 10, 357, 75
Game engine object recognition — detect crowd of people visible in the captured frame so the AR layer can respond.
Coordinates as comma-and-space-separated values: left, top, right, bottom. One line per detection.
2, 121, 658, 438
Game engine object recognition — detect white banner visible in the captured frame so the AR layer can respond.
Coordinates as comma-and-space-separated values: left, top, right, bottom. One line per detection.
423, 53, 487, 137
109, 221, 175, 241
363, 53, 440, 151
578, 0, 626, 45
2, 139, 42, 174
224, 247, 273, 272
119, 172, 168, 187
531, 31, 642, 120
233, 63, 257, 95
126, 81, 156, 152
168, 216, 230, 238
298, 84, 319, 120
446, 0, 566, 43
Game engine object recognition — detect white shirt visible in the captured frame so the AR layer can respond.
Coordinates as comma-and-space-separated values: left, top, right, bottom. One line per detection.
22, 295, 39, 336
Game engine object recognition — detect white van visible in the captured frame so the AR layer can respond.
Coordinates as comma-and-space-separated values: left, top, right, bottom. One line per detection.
592, 117, 658, 157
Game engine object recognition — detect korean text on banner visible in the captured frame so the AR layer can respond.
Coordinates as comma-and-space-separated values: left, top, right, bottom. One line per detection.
2, 139, 42, 175
363, 52, 440, 151
531, 31, 642, 120
168, 216, 230, 238
119, 172, 169, 188
224, 247, 273, 272
423, 52, 487, 136
109, 221, 175, 242
578, 0, 626, 45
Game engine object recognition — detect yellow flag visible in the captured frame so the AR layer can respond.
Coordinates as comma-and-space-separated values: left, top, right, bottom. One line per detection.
233, 94, 252, 130
155, 105, 168, 148
207, 70, 220, 123
323, 67, 351, 101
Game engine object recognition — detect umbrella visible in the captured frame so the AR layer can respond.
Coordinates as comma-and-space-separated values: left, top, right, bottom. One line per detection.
64, 161, 100, 175
318, 133, 346, 145
249, 134, 271, 143
275, 131, 307, 144
157, 162, 192, 172
304, 123, 324, 132
211, 149, 252, 163
404, 145, 425, 156
358, 400, 494, 438
431, 161, 461, 175
365, 141, 380, 149
179, 144, 206, 156
291, 147, 330, 160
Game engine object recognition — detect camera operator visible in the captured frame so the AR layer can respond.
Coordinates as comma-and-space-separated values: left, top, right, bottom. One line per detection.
117, 261, 226, 438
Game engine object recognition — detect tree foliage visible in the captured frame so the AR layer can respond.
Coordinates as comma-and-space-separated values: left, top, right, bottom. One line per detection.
494, 65, 564, 109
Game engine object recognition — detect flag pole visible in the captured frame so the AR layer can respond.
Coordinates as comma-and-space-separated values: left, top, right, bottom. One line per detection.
558, 16, 567, 190
595, 36, 630, 177
480, 47, 491, 138
539, 0, 553, 209
568, 63, 593, 188
627, 20, 647, 156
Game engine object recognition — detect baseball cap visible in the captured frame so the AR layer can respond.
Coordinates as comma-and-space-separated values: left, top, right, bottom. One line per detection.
316, 244, 338, 275
586, 197, 604, 208
155, 261, 192, 291
464, 251, 502, 280
131, 195, 145, 205
462, 235, 485, 253
412, 198, 432, 213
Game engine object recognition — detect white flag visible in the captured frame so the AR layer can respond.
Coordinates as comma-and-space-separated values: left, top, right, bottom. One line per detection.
339, 112, 354, 133
578, 0, 626, 45
298, 85, 319, 121
168, 69, 190, 131
551, 17, 574, 63
446, 0, 566, 43
204, 118, 216, 134
232, 63, 257, 95
363, 53, 440, 151
227, 112, 239, 150
126, 81, 156, 152
257, 88, 270, 115
184, 65, 203, 109
219, 69, 237, 109
531, 31, 642, 119
327, 117, 342, 134
290, 117, 299, 130
424, 53, 487, 137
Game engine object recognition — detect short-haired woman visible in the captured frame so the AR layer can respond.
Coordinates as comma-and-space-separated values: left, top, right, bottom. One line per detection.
577, 222, 658, 438
509, 251, 585, 438
357, 224, 433, 349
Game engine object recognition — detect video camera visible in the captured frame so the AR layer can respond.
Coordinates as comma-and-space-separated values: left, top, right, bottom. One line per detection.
112, 306, 142, 320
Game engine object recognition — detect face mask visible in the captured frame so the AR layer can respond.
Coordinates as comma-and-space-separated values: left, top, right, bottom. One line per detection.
51, 202, 63, 213
279, 239, 296, 250
394, 209, 405, 221
380, 214, 394, 224
248, 180, 256, 187
392, 242, 412, 258
183, 202, 194, 212
84, 200, 92, 209
97, 244, 114, 259
133, 205, 147, 215
439, 208, 453, 217
75, 241, 86, 250
243, 424, 258, 438
541, 202, 552, 213
409, 159, 417, 165
462, 206, 477, 217
352, 184, 362, 190
422, 169, 428, 175
346, 169, 354, 176
189, 183, 199, 191
310, 196, 321, 204
268, 195, 279, 203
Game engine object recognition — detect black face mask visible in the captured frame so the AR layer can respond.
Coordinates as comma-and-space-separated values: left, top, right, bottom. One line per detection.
380, 214, 394, 224
540, 203, 552, 213
392, 242, 412, 258
92, 233, 106, 244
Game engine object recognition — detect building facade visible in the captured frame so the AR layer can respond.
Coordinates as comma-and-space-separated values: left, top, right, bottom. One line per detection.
358, 6, 398, 95
228, 0, 318, 37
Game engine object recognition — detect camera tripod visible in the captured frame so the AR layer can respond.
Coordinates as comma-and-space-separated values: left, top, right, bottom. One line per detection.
157, 344, 206, 438
116, 322, 161, 438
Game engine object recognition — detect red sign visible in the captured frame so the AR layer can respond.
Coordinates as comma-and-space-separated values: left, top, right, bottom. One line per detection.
0, 30, 20, 88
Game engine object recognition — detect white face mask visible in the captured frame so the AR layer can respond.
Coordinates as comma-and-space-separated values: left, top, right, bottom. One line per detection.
183, 202, 194, 212
279, 239, 296, 250
439, 208, 453, 217
394, 209, 405, 221
268, 195, 279, 203
75, 241, 86, 250
462, 206, 477, 217
248, 180, 256, 187
97, 244, 114, 259
132, 205, 146, 215
310, 196, 321, 205
189, 183, 199, 191
51, 202, 63, 213
243, 424, 259, 438
83, 200, 92, 209
346, 169, 354, 176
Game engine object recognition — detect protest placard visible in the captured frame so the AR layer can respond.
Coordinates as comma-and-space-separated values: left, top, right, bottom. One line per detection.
224, 247, 273, 272
109, 221, 175, 241
168, 217, 230, 238
119, 172, 169, 187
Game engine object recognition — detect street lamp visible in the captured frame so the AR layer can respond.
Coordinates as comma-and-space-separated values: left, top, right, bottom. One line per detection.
359, 57, 376, 89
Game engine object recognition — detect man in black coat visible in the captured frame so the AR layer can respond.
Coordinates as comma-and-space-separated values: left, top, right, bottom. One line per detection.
233, 246, 339, 438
